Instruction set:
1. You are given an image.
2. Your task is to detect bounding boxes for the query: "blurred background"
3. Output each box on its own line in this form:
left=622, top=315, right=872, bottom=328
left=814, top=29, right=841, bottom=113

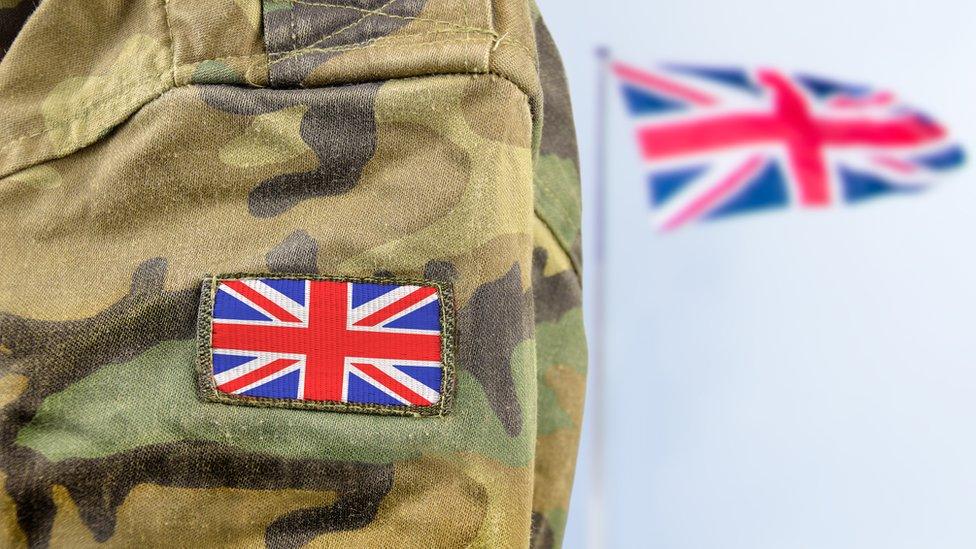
left=539, top=1, right=976, bottom=547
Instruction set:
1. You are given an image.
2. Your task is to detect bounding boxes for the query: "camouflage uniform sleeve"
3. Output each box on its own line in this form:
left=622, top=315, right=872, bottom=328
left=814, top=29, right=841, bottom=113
left=0, top=1, right=584, bottom=547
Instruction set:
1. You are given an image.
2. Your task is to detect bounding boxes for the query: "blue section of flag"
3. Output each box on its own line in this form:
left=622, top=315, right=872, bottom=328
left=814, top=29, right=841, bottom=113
left=240, top=369, right=301, bottom=399
left=214, top=288, right=271, bottom=322
left=351, top=283, right=401, bottom=308
left=840, top=167, right=918, bottom=202
left=795, top=74, right=870, bottom=98
left=620, top=84, right=685, bottom=115
left=262, top=279, right=306, bottom=305
left=667, top=64, right=760, bottom=94
left=904, top=109, right=938, bottom=127
left=393, top=365, right=442, bottom=392
left=707, top=161, right=789, bottom=219
left=914, top=146, right=966, bottom=171
left=347, top=373, right=402, bottom=406
left=649, top=166, right=706, bottom=206
left=384, top=300, right=440, bottom=331
left=212, top=353, right=254, bottom=375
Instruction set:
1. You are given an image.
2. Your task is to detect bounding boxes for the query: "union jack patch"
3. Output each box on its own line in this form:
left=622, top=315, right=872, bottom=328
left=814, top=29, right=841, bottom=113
left=195, top=274, right=455, bottom=416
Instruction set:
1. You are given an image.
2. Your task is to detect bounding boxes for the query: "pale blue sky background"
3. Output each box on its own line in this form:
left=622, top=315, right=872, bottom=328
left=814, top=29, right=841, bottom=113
left=537, top=1, right=976, bottom=548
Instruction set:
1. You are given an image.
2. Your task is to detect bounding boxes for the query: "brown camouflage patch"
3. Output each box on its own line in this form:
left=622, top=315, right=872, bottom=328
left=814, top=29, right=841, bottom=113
left=457, top=261, right=534, bottom=437
left=0, top=0, right=36, bottom=60
left=199, top=84, right=382, bottom=218
left=38, top=441, right=393, bottom=547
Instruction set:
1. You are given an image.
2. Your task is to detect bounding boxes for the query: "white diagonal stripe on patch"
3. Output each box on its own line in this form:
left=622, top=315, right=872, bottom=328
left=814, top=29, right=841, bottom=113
left=347, top=285, right=418, bottom=324
left=375, top=291, right=438, bottom=329
left=212, top=355, right=269, bottom=386
left=241, top=279, right=307, bottom=322
left=212, top=351, right=304, bottom=386
left=371, top=361, right=440, bottom=404
left=216, top=284, right=273, bottom=321
left=231, top=363, right=304, bottom=396
left=345, top=364, right=411, bottom=405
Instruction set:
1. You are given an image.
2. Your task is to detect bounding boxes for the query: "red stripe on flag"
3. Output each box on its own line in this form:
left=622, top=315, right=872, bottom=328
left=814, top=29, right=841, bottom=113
left=829, top=91, right=895, bottom=109
left=612, top=62, right=717, bottom=106
left=350, top=362, right=431, bottom=406
left=353, top=287, right=437, bottom=327
left=873, top=155, right=918, bottom=174
left=216, top=358, right=298, bottom=394
left=211, top=323, right=442, bottom=362
left=223, top=280, right=302, bottom=323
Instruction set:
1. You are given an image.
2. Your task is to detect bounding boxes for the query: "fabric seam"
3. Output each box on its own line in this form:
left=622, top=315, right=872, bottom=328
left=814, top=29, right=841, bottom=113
left=268, top=29, right=496, bottom=65
left=0, top=75, right=170, bottom=155
left=0, top=36, right=525, bottom=158
left=291, top=0, right=409, bottom=53
left=0, top=70, right=530, bottom=173
left=0, top=25, right=534, bottom=158
left=534, top=159, right=583, bottom=273
left=535, top=212, right=582, bottom=283
left=288, top=0, right=491, bottom=36
left=0, top=70, right=577, bottom=279
left=280, top=0, right=501, bottom=46
left=162, top=0, right=177, bottom=85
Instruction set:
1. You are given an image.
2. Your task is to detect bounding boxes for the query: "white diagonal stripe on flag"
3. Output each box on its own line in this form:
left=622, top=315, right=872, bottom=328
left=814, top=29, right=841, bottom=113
left=230, top=362, right=304, bottom=395
left=347, top=285, right=418, bottom=324
left=212, top=352, right=304, bottom=386
left=370, top=361, right=440, bottom=404
left=241, top=279, right=307, bottom=322
left=345, top=364, right=412, bottom=405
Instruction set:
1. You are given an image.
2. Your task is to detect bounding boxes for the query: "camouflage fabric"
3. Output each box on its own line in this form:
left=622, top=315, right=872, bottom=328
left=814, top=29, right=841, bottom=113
left=0, top=0, right=584, bottom=547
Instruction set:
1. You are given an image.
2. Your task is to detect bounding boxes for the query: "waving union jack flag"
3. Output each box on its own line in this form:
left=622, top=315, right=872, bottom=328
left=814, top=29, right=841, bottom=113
left=613, top=61, right=965, bottom=231
left=205, top=276, right=447, bottom=411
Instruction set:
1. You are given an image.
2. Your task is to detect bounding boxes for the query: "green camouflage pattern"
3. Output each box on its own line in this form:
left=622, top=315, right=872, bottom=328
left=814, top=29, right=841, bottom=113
left=0, top=0, right=584, bottom=547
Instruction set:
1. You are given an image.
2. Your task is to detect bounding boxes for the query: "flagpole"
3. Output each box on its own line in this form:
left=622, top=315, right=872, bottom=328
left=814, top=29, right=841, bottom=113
left=589, top=45, right=611, bottom=549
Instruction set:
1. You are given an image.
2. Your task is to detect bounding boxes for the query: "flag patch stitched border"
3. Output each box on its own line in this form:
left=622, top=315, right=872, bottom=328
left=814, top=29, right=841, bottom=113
left=195, top=273, right=456, bottom=417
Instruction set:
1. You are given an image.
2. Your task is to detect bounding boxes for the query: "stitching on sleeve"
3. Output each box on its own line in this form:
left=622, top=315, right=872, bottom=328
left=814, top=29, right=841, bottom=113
left=495, top=35, right=534, bottom=59
left=285, top=0, right=493, bottom=36
left=161, top=0, right=177, bottom=80
left=268, top=29, right=495, bottom=66
left=1, top=0, right=539, bottom=163
left=289, top=2, right=297, bottom=50
left=275, top=35, right=494, bottom=63
left=268, top=0, right=535, bottom=64
left=297, top=0, right=407, bottom=52
left=0, top=75, right=170, bottom=155
left=534, top=212, right=582, bottom=281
